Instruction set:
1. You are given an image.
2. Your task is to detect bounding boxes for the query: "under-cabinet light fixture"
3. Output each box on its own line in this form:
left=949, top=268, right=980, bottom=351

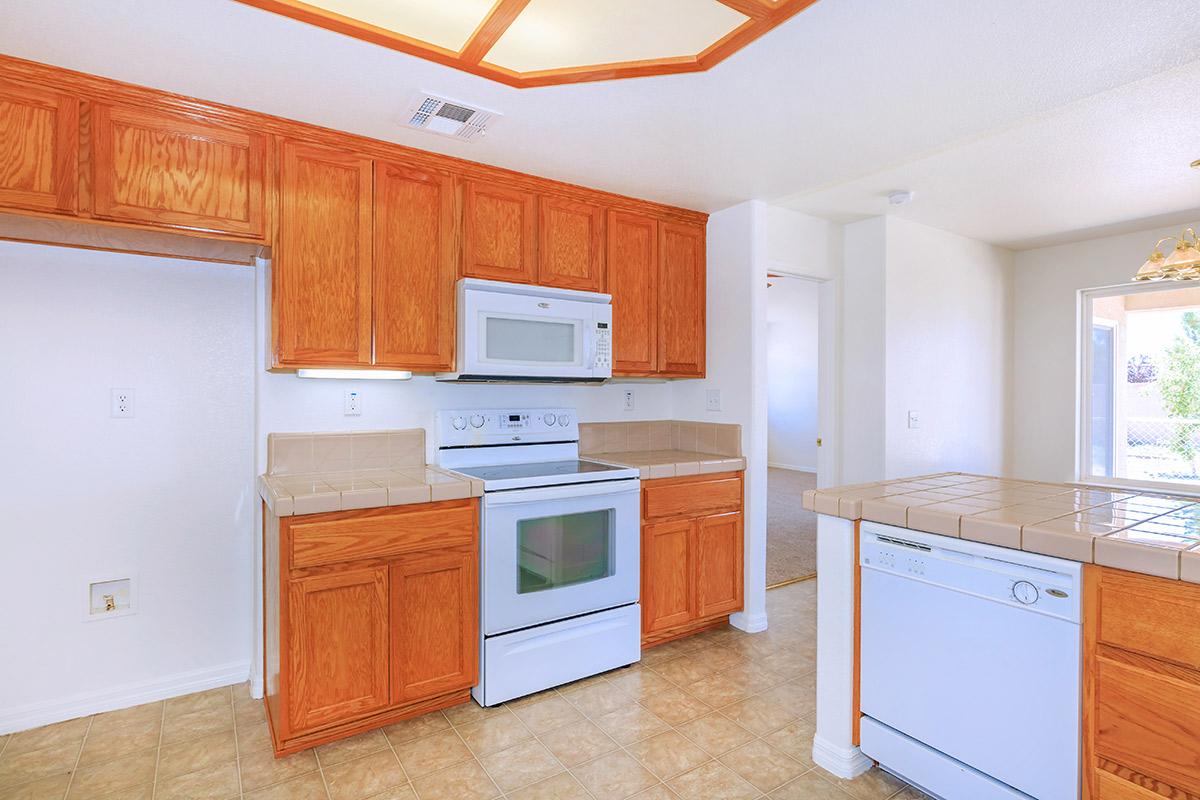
left=296, top=369, right=413, bottom=380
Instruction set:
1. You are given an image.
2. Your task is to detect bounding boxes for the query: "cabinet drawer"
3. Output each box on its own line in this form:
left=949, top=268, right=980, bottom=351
left=642, top=475, right=741, bottom=521
left=288, top=501, right=477, bottom=569
left=1097, top=569, right=1200, bottom=670
left=1096, top=768, right=1185, bottom=800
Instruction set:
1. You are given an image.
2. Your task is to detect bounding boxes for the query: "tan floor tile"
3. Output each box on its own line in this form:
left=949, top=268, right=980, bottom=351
left=477, top=739, right=562, bottom=792
left=89, top=783, right=154, bottom=800
left=625, top=731, right=711, bottom=780
left=505, top=771, right=591, bottom=800
left=762, top=718, right=816, bottom=766
left=323, top=750, right=407, bottom=800
left=444, top=700, right=509, bottom=728
left=0, top=772, right=72, bottom=799
left=822, top=767, right=908, bottom=800
left=0, top=742, right=80, bottom=789
left=316, top=730, right=389, bottom=767
left=65, top=747, right=155, bottom=797
left=456, top=710, right=532, bottom=757
left=667, top=761, right=758, bottom=800
left=570, top=750, right=657, bottom=800
left=4, top=719, right=89, bottom=758
left=164, top=687, right=232, bottom=719
left=242, top=770, right=329, bottom=800
left=510, top=696, right=585, bottom=735
left=721, top=694, right=800, bottom=736
left=675, top=713, right=755, bottom=756
left=392, top=729, right=471, bottom=779
left=682, top=673, right=755, bottom=709
left=755, top=648, right=816, bottom=681
left=719, top=740, right=805, bottom=793
left=236, top=722, right=275, bottom=755
left=381, top=711, right=449, bottom=746
left=410, top=758, right=499, bottom=800
left=234, top=699, right=268, bottom=729
left=538, top=720, right=618, bottom=767
left=650, top=655, right=719, bottom=687
left=629, top=785, right=680, bottom=800
left=605, top=668, right=674, bottom=702
left=696, top=647, right=748, bottom=672
left=160, top=705, right=233, bottom=746
left=591, top=705, right=669, bottom=745
left=636, top=688, right=711, bottom=727
left=505, top=688, right=563, bottom=710
left=154, top=761, right=240, bottom=800
left=360, top=786, right=416, bottom=800
left=769, top=770, right=852, bottom=800
left=238, top=745, right=319, bottom=792
left=562, top=682, right=635, bottom=719
left=77, top=714, right=160, bottom=766
left=157, top=729, right=237, bottom=779
left=754, top=684, right=815, bottom=721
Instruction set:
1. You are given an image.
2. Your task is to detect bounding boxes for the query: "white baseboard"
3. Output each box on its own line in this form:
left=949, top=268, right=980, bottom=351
left=0, top=660, right=251, bottom=735
left=768, top=461, right=817, bottom=473
left=729, top=610, right=769, bottom=633
left=812, top=734, right=874, bottom=779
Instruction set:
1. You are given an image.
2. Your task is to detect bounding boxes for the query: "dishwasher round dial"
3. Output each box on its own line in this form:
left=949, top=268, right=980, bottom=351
left=1012, top=580, right=1039, bottom=605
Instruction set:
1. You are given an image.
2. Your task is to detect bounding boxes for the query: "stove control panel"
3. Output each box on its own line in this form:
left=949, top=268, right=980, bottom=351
left=438, top=408, right=578, bottom=447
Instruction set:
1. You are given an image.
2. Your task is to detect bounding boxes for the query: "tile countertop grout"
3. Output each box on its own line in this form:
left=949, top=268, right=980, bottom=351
left=802, top=472, right=1200, bottom=583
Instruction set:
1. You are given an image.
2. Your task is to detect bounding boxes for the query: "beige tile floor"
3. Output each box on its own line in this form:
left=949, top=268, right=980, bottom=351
left=0, top=581, right=926, bottom=800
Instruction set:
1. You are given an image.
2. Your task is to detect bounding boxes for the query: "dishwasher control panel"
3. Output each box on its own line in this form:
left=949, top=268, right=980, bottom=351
left=859, top=522, right=1082, bottom=623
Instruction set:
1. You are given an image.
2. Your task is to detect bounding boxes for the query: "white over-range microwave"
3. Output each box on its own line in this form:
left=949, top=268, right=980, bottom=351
left=437, top=279, right=613, bottom=383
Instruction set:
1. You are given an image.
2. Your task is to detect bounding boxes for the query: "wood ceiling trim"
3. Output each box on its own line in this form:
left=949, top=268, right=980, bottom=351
left=234, top=0, right=820, bottom=88
left=459, top=0, right=531, bottom=65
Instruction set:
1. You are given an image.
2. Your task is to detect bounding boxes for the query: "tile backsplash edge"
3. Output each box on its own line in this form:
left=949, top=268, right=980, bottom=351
left=267, top=429, right=426, bottom=475
left=578, top=420, right=742, bottom=457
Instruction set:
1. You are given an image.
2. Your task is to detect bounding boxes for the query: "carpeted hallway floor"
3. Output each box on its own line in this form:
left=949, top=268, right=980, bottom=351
left=767, top=467, right=818, bottom=587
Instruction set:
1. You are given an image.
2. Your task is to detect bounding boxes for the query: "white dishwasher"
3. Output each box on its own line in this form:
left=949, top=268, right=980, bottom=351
left=859, top=522, right=1082, bottom=800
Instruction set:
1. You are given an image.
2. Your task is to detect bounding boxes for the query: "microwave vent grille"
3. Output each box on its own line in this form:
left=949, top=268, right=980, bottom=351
left=403, top=93, right=500, bottom=141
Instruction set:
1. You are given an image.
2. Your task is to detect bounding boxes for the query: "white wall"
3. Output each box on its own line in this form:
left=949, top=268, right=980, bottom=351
left=767, top=278, right=819, bottom=471
left=0, top=242, right=256, bottom=732
left=1010, top=220, right=1200, bottom=481
left=840, top=218, right=888, bottom=483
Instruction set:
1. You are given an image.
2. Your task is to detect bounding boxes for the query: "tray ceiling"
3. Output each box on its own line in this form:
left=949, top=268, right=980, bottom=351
left=235, top=0, right=819, bottom=87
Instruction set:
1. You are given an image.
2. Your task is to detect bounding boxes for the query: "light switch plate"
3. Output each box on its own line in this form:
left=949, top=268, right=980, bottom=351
left=907, top=410, right=921, bottom=429
left=706, top=389, right=722, bottom=412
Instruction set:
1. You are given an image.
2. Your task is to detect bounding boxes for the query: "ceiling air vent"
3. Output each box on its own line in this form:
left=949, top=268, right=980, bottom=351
left=403, top=93, right=500, bottom=142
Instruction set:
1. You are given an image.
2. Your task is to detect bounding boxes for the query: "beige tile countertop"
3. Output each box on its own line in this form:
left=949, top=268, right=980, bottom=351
left=258, top=429, right=482, bottom=517
left=802, top=472, right=1200, bottom=582
left=579, top=420, right=746, bottom=479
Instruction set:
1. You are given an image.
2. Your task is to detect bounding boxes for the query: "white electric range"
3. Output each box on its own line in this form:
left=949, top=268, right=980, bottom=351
left=436, top=408, right=642, bottom=706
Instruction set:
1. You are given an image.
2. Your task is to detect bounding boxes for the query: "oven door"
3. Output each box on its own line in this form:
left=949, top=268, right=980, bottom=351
left=481, top=479, right=639, bottom=636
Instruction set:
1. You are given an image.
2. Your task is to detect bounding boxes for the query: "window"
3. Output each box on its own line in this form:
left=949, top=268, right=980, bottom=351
left=1080, top=283, right=1200, bottom=491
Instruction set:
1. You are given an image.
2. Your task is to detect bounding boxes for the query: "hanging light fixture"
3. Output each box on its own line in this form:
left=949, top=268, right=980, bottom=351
left=1133, top=228, right=1200, bottom=282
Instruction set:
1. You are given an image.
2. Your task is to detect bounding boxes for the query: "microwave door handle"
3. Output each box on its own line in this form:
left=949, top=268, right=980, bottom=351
left=583, top=322, right=594, bottom=369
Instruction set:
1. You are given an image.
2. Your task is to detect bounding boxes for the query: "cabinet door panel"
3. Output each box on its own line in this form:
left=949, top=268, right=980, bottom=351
left=0, top=81, right=77, bottom=213
left=275, top=140, right=373, bottom=366
left=608, top=211, right=657, bottom=374
left=539, top=196, right=603, bottom=291
left=694, top=512, right=743, bottom=619
left=91, top=104, right=266, bottom=237
left=374, top=161, right=456, bottom=369
left=642, top=519, right=693, bottom=635
left=287, top=566, right=389, bottom=732
left=658, top=221, right=706, bottom=377
left=461, top=179, right=535, bottom=283
left=391, top=548, right=478, bottom=703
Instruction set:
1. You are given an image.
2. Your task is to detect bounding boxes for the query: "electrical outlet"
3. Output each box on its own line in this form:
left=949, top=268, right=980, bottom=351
left=623, top=390, right=635, bottom=412
left=344, top=390, right=362, bottom=416
left=110, top=388, right=135, bottom=418
left=706, top=389, right=722, bottom=412
left=908, top=410, right=921, bottom=429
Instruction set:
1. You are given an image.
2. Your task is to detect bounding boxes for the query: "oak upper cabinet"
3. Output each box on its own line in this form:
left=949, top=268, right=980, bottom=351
left=608, top=211, right=658, bottom=375
left=274, top=140, right=373, bottom=367
left=287, top=566, right=389, bottom=733
left=642, top=519, right=693, bottom=636
left=390, top=548, right=477, bottom=704
left=461, top=179, right=536, bottom=283
left=90, top=104, right=267, bottom=238
left=538, top=196, right=604, bottom=291
left=374, top=161, right=456, bottom=370
left=0, top=80, right=78, bottom=214
left=658, top=221, right=706, bottom=377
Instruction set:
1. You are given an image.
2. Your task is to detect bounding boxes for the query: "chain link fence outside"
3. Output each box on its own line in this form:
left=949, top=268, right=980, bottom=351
left=1125, top=415, right=1200, bottom=482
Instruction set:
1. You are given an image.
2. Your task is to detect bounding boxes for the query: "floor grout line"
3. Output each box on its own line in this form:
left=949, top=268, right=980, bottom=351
left=150, top=700, right=167, bottom=799
left=59, top=714, right=93, bottom=800
left=230, top=689, right=244, bottom=800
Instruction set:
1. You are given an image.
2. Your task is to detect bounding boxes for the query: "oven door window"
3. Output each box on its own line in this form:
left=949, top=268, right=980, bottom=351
left=518, top=509, right=613, bottom=594
left=483, top=315, right=578, bottom=365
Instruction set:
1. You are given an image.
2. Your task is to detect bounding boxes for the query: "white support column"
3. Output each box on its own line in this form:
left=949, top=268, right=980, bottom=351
left=813, top=514, right=872, bottom=778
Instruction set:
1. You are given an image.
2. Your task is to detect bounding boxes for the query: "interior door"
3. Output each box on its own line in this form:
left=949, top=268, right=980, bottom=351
left=461, top=179, right=536, bottom=283
left=287, top=566, right=389, bottom=732
left=0, top=80, right=78, bottom=214
left=694, top=512, right=743, bottom=619
left=642, top=518, right=693, bottom=635
left=538, top=196, right=604, bottom=291
left=658, top=221, right=706, bottom=377
left=608, top=211, right=658, bottom=375
left=374, top=160, right=456, bottom=370
left=390, top=547, right=478, bottom=704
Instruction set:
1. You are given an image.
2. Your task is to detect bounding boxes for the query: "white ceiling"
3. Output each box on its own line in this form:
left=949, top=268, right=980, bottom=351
left=3, top=0, right=1199, bottom=249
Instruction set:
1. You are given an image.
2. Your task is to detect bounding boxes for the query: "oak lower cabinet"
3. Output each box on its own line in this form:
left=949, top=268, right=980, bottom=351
left=640, top=472, right=744, bottom=646
left=264, top=499, right=479, bottom=756
left=1084, top=565, right=1200, bottom=800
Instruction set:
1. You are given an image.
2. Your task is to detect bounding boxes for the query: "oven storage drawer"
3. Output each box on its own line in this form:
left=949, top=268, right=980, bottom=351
left=642, top=475, right=741, bottom=520
left=289, top=500, right=476, bottom=568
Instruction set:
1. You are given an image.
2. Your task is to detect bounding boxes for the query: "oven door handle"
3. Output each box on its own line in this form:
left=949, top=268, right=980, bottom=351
left=485, top=479, right=640, bottom=506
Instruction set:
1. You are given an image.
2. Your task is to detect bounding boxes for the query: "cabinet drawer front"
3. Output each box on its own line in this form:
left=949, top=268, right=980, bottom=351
left=1097, top=569, right=1200, bottom=670
left=289, top=502, right=477, bottom=569
left=1096, top=766, right=1194, bottom=800
left=643, top=475, right=741, bottom=521
left=1096, top=654, right=1200, bottom=796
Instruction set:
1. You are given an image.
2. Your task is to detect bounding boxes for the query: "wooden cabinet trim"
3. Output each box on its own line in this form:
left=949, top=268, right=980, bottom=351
left=287, top=501, right=477, bottom=569
left=461, top=178, right=537, bottom=283
left=0, top=79, right=78, bottom=214
left=538, top=195, right=604, bottom=292
left=642, top=472, right=743, bottom=521
left=657, top=220, right=706, bottom=377
left=608, top=210, right=658, bottom=374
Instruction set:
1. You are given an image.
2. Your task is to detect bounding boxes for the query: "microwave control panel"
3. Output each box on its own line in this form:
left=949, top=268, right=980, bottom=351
left=593, top=322, right=611, bottom=369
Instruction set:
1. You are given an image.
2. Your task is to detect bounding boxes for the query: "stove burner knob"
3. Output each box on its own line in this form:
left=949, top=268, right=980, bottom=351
left=470, top=414, right=486, bottom=429
left=451, top=416, right=467, bottom=431
left=1013, top=580, right=1039, bottom=605
left=543, top=413, right=556, bottom=426
left=557, top=414, right=570, bottom=426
